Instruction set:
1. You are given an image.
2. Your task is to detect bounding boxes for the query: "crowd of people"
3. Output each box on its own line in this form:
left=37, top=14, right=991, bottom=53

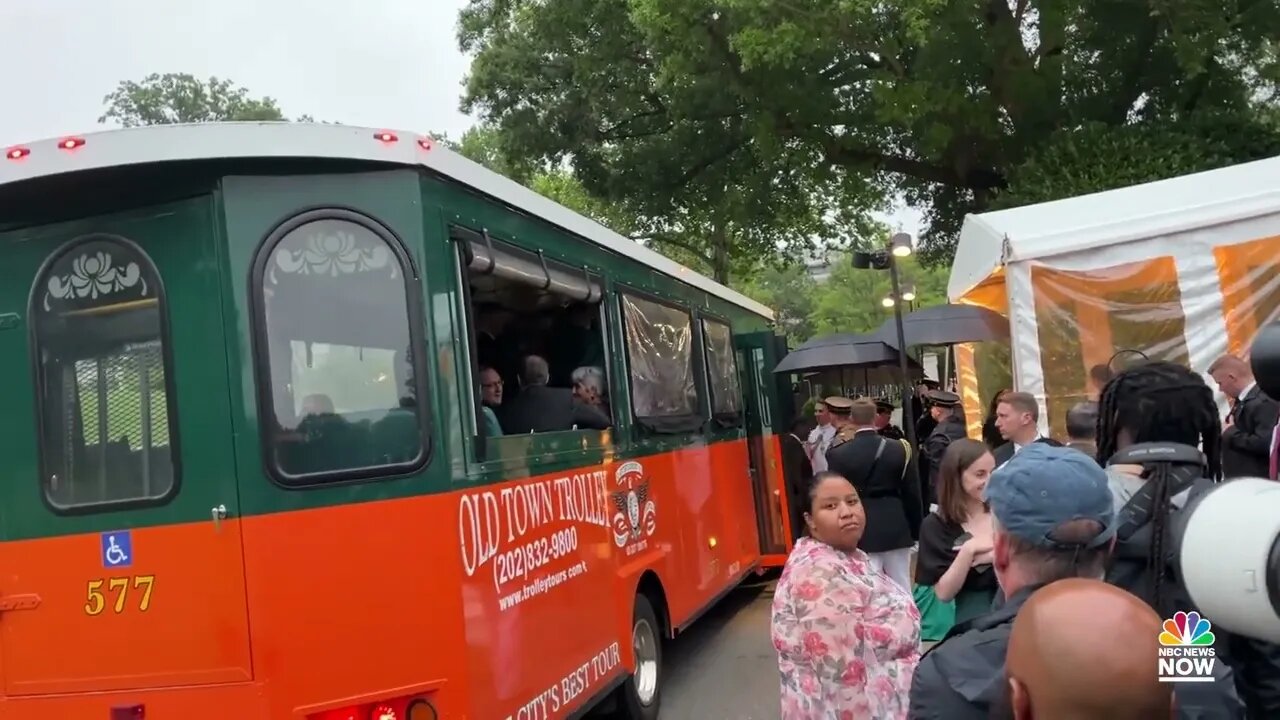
left=771, top=356, right=1280, bottom=719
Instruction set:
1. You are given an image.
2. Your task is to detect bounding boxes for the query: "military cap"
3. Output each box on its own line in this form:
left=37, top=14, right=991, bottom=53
left=874, top=398, right=895, bottom=413
left=925, top=389, right=961, bottom=407
left=824, top=396, right=855, bottom=414
left=920, top=378, right=941, bottom=390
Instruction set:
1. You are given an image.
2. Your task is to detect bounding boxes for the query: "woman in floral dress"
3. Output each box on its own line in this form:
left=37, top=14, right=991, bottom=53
left=771, top=471, right=921, bottom=719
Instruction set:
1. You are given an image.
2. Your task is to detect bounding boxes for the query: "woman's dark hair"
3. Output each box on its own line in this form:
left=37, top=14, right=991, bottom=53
left=937, top=438, right=991, bottom=525
left=804, top=471, right=850, bottom=514
left=1095, top=361, right=1221, bottom=612
left=986, top=388, right=1011, bottom=417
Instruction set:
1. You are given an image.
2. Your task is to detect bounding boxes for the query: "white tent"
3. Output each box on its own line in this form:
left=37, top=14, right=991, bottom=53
left=947, top=156, right=1280, bottom=436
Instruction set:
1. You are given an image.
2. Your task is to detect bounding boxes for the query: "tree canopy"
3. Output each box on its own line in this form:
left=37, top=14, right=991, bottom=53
left=458, top=1, right=890, bottom=282
left=100, top=73, right=303, bottom=127
left=459, top=0, right=1280, bottom=267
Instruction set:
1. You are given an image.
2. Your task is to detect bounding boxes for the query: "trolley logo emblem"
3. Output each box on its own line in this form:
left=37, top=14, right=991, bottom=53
left=610, top=461, right=656, bottom=549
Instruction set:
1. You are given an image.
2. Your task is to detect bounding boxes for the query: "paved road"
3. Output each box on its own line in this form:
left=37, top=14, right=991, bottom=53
left=643, top=574, right=937, bottom=719
left=657, top=576, right=780, bottom=719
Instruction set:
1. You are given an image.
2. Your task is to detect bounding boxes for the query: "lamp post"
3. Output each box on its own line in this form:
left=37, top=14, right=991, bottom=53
left=853, top=232, right=917, bottom=449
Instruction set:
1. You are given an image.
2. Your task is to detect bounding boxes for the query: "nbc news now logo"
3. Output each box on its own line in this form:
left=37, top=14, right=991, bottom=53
left=1158, top=611, right=1217, bottom=683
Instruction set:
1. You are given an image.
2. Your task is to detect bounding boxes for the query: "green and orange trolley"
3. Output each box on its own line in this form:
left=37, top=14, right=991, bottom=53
left=0, top=123, right=795, bottom=719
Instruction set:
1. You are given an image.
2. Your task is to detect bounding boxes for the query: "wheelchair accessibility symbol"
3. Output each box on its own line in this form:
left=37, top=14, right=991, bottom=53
left=100, top=531, right=132, bottom=569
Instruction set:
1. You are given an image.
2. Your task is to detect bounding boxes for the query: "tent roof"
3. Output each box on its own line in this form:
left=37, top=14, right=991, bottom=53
left=948, top=155, right=1280, bottom=301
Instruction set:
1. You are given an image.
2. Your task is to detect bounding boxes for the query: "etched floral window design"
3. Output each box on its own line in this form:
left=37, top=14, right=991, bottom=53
left=42, top=248, right=149, bottom=311
left=33, top=236, right=177, bottom=509
left=258, top=214, right=425, bottom=482
left=267, top=224, right=396, bottom=282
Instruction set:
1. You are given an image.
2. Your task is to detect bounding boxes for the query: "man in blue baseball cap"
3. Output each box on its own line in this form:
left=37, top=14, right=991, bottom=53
left=908, top=444, right=1244, bottom=719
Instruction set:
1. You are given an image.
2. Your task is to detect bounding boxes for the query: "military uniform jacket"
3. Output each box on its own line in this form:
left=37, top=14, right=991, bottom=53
left=924, top=416, right=969, bottom=490
left=878, top=425, right=905, bottom=441
left=825, top=428, right=923, bottom=553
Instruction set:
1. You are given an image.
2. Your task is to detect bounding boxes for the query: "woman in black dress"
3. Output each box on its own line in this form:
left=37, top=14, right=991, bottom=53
left=913, top=438, right=1000, bottom=639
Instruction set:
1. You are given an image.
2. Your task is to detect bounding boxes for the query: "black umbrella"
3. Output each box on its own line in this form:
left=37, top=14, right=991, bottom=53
left=773, top=332, right=923, bottom=376
left=875, top=303, right=1009, bottom=349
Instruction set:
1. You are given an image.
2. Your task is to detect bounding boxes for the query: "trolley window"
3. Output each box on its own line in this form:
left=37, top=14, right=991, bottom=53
left=32, top=236, right=179, bottom=510
left=252, top=210, right=429, bottom=484
left=701, top=318, right=743, bottom=418
left=621, top=292, right=701, bottom=431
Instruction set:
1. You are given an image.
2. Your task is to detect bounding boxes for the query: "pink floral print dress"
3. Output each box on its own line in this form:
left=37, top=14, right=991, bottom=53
left=771, top=536, right=922, bottom=719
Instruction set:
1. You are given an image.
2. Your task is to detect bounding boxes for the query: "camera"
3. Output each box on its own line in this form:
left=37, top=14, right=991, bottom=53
left=1109, top=441, right=1280, bottom=644
left=1171, top=319, right=1280, bottom=645
left=1178, top=477, right=1280, bottom=644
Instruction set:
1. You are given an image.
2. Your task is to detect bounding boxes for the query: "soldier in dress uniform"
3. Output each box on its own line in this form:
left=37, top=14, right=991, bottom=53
left=874, top=398, right=906, bottom=441
left=824, top=396, right=857, bottom=449
left=823, top=398, right=922, bottom=590
left=922, top=389, right=968, bottom=506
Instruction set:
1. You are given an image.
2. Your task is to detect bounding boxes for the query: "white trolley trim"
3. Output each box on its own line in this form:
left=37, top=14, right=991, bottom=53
left=1, top=122, right=774, bottom=320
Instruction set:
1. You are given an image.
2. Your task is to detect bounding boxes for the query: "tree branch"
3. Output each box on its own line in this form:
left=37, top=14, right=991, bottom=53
left=1108, top=15, right=1161, bottom=123
left=674, top=135, right=748, bottom=188
left=631, top=232, right=714, bottom=266
left=697, top=13, right=991, bottom=191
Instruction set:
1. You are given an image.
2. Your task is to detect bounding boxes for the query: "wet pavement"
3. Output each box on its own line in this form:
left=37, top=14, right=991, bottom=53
left=641, top=574, right=936, bottom=719
left=658, top=575, right=780, bottom=719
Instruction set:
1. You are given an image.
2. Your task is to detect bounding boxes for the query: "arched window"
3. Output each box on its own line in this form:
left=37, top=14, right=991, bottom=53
left=253, top=210, right=428, bottom=484
left=32, top=235, right=178, bottom=510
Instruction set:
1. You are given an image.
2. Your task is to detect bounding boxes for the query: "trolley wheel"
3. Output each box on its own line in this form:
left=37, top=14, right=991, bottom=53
left=614, top=594, right=663, bottom=720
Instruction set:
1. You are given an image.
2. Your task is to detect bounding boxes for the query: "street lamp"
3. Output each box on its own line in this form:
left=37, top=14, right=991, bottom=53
left=852, top=234, right=917, bottom=449
left=890, top=232, right=913, bottom=258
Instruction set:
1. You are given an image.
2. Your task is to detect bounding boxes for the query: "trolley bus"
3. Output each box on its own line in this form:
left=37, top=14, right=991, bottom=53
left=0, top=123, right=795, bottom=719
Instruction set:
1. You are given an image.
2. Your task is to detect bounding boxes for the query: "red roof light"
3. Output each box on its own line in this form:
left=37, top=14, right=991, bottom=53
left=417, top=138, right=433, bottom=151
left=59, top=137, right=86, bottom=151
left=374, top=131, right=398, bottom=143
left=6, top=147, right=29, bottom=160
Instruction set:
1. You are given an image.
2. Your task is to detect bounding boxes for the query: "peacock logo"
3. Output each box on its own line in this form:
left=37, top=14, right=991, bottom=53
left=1159, top=611, right=1215, bottom=647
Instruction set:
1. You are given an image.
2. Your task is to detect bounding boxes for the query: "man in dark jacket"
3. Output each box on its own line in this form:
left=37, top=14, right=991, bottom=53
left=1209, top=354, right=1279, bottom=479
left=826, top=398, right=922, bottom=591
left=1064, top=401, right=1098, bottom=459
left=874, top=397, right=906, bottom=440
left=499, top=355, right=611, bottom=434
left=909, top=444, right=1244, bottom=720
left=782, top=417, right=813, bottom=542
left=1099, top=360, right=1280, bottom=717
left=922, top=389, right=967, bottom=506
left=991, top=391, right=1063, bottom=468
left=1005, top=579, right=1175, bottom=718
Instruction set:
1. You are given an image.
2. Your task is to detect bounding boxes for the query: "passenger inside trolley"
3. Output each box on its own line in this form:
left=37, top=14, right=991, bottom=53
left=461, top=232, right=612, bottom=438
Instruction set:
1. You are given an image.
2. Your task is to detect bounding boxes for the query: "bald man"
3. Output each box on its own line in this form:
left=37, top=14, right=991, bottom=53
left=1004, top=579, right=1173, bottom=719
left=1209, top=353, right=1279, bottom=478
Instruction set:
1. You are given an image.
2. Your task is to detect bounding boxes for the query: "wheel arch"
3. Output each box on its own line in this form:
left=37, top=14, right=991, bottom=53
left=633, top=570, right=671, bottom=639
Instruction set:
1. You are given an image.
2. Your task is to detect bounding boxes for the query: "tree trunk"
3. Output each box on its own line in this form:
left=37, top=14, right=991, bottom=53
left=710, top=219, right=731, bottom=285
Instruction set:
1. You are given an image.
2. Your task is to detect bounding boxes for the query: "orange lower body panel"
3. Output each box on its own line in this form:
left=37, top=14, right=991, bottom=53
left=0, top=439, right=782, bottom=719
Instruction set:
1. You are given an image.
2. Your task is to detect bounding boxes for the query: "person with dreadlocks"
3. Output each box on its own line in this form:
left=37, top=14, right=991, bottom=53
left=1097, top=360, right=1280, bottom=718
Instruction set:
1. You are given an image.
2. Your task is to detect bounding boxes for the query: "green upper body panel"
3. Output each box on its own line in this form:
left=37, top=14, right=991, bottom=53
left=0, top=159, right=777, bottom=541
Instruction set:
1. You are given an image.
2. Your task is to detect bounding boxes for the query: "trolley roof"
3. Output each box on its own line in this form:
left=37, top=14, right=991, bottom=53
left=0, top=122, right=774, bottom=320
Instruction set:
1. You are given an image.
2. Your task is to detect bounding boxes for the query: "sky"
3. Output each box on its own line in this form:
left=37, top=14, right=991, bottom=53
left=1, top=0, right=919, bottom=236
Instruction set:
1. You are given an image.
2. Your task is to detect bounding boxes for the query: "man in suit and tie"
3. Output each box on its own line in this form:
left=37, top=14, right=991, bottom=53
left=992, top=391, right=1062, bottom=468
left=825, top=398, right=922, bottom=591
left=499, top=355, right=611, bottom=434
left=1209, top=353, right=1280, bottom=479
